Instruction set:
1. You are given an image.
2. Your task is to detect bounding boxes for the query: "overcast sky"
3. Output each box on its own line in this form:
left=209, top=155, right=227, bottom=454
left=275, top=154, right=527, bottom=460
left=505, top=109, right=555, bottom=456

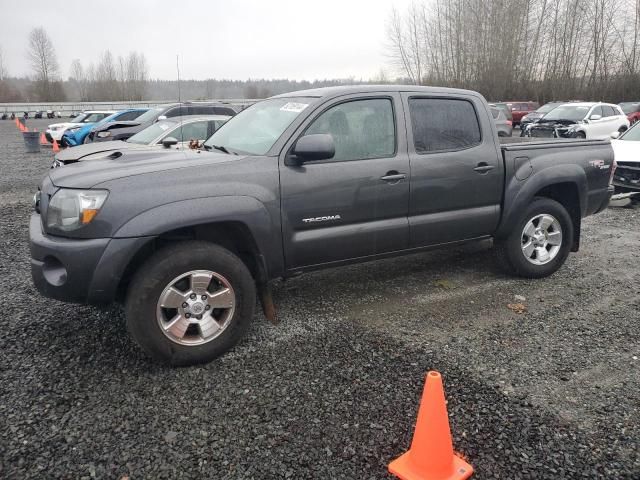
left=0, top=0, right=412, bottom=81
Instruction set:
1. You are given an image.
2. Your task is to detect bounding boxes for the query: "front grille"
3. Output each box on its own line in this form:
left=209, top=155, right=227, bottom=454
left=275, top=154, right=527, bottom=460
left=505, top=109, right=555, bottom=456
left=530, top=128, right=555, bottom=138
left=614, top=163, right=640, bottom=187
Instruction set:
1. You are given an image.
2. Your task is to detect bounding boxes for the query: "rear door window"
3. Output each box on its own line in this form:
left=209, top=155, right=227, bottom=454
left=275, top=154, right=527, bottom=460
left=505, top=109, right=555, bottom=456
left=409, top=98, right=481, bottom=153
left=590, top=106, right=604, bottom=118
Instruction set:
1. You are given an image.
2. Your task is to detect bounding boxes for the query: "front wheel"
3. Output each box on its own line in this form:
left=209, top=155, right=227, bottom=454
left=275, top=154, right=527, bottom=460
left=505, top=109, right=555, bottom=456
left=125, top=241, right=256, bottom=366
left=495, top=197, right=574, bottom=278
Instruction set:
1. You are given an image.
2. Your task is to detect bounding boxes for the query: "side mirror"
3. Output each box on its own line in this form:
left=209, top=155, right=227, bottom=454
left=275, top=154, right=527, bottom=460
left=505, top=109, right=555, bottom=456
left=610, top=131, right=620, bottom=139
left=286, top=134, right=335, bottom=165
left=590, top=114, right=602, bottom=121
left=162, top=137, right=179, bottom=148
left=157, top=115, right=167, bottom=121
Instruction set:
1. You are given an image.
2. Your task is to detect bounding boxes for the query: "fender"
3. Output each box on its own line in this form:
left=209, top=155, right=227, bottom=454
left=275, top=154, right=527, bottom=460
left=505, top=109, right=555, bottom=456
left=113, top=195, right=285, bottom=279
left=496, top=163, right=587, bottom=239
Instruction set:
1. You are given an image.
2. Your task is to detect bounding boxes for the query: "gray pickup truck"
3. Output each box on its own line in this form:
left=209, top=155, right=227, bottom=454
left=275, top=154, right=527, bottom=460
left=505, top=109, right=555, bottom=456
left=30, top=86, right=615, bottom=365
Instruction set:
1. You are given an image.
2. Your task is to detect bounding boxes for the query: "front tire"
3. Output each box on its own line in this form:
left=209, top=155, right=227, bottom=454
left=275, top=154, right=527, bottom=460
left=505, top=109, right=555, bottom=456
left=495, top=197, right=574, bottom=278
left=125, top=241, right=256, bottom=366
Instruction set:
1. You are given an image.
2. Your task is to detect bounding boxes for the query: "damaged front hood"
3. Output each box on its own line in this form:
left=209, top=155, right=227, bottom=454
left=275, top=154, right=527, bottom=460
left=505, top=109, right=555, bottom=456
left=533, top=119, right=578, bottom=129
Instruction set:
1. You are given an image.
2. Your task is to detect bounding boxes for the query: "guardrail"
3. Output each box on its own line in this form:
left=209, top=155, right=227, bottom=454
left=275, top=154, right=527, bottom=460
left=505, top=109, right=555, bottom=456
left=0, top=99, right=259, bottom=115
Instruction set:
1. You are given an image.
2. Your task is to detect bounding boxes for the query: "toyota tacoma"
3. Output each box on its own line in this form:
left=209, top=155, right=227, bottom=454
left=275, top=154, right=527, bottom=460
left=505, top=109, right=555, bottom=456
left=30, top=86, right=615, bottom=366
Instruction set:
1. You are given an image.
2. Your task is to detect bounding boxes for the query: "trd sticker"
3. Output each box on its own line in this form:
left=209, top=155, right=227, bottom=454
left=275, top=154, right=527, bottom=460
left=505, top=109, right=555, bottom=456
left=589, top=159, right=609, bottom=170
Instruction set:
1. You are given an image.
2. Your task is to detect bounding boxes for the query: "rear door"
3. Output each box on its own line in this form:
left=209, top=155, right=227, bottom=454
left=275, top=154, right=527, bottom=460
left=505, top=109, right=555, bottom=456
left=280, top=93, right=410, bottom=269
left=402, top=94, right=503, bottom=247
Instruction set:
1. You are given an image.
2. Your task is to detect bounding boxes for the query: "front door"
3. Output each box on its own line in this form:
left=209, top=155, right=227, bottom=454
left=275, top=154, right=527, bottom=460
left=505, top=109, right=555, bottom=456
left=280, top=94, right=410, bottom=269
left=402, top=94, right=504, bottom=247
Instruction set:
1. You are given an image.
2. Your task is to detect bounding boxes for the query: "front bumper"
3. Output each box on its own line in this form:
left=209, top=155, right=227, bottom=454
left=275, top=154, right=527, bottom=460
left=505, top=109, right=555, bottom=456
left=30, top=214, right=153, bottom=304
left=613, top=163, right=640, bottom=192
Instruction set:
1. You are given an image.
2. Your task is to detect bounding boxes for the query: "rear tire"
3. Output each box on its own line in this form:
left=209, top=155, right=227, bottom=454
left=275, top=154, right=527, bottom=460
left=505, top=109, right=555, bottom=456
left=125, top=241, right=256, bottom=366
left=495, top=197, right=573, bottom=278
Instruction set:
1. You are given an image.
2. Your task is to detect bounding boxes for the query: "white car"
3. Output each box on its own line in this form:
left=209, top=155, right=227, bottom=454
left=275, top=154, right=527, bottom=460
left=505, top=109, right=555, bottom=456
left=611, top=121, right=640, bottom=193
left=527, top=102, right=630, bottom=139
left=46, top=110, right=115, bottom=143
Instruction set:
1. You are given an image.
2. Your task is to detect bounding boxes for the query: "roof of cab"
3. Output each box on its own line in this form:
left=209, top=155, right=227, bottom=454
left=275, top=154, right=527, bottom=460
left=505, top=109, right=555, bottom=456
left=271, top=84, right=483, bottom=100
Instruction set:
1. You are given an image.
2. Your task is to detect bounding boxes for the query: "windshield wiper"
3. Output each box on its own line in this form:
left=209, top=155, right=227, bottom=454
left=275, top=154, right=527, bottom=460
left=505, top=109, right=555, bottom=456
left=210, top=144, right=231, bottom=154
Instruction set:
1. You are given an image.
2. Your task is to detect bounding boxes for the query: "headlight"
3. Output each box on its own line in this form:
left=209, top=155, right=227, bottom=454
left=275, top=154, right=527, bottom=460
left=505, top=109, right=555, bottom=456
left=46, top=189, right=108, bottom=231
left=97, top=131, right=111, bottom=138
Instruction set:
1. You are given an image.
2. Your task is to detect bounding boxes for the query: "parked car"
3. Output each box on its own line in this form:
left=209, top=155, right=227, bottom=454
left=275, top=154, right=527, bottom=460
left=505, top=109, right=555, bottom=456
left=61, top=109, right=149, bottom=147
left=87, top=102, right=239, bottom=143
left=527, top=102, right=630, bottom=139
left=505, top=101, right=539, bottom=126
left=46, top=111, right=116, bottom=143
left=34, top=111, right=45, bottom=119
left=490, top=106, right=512, bottom=137
left=30, top=85, right=614, bottom=366
left=488, top=102, right=513, bottom=122
left=619, top=102, right=640, bottom=125
left=52, top=115, right=230, bottom=167
left=46, top=110, right=61, bottom=119
left=611, top=121, right=640, bottom=193
left=1, top=112, right=8, bottom=120
left=519, top=102, right=564, bottom=134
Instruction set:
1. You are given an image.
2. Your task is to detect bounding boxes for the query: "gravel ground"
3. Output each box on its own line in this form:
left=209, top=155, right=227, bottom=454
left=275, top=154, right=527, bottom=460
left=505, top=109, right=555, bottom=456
left=1, top=119, right=639, bottom=479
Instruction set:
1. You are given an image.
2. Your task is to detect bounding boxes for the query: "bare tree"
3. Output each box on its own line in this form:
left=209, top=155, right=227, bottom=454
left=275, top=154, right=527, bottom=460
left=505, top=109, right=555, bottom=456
left=387, top=0, right=640, bottom=102
left=69, top=59, right=89, bottom=101
left=26, top=27, right=60, bottom=101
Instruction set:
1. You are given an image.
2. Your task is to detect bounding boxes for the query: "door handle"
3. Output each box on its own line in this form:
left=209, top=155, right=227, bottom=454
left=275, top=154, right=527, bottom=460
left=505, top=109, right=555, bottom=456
left=474, top=163, right=495, bottom=174
left=381, top=171, right=407, bottom=182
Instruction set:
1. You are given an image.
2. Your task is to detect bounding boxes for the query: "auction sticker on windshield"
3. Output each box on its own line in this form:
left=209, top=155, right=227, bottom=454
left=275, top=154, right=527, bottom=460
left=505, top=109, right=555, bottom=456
left=280, top=102, right=309, bottom=113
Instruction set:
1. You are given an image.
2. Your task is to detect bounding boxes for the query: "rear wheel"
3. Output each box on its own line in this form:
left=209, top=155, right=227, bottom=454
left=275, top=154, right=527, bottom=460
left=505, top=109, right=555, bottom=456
left=495, top=197, right=573, bottom=278
left=125, top=241, right=256, bottom=366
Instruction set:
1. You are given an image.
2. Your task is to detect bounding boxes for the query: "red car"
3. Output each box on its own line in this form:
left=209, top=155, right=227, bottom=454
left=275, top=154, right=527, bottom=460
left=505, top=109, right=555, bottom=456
left=505, top=101, right=540, bottom=126
left=620, top=102, right=640, bottom=125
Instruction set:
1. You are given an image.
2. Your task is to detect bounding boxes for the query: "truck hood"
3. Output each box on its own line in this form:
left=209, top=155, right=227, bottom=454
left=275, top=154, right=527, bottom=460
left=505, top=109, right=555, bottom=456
left=54, top=140, right=147, bottom=163
left=49, top=149, right=245, bottom=189
left=611, top=140, right=640, bottom=163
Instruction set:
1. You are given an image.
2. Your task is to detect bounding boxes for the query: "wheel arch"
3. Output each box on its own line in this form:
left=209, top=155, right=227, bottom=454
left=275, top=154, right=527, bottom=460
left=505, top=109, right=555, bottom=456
left=497, top=165, right=587, bottom=251
left=115, top=220, right=270, bottom=302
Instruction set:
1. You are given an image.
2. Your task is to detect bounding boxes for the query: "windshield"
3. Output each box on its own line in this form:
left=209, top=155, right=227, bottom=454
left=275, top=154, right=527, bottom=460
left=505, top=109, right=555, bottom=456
left=127, top=121, right=176, bottom=145
left=133, top=107, right=164, bottom=123
left=620, top=122, right=640, bottom=141
left=620, top=103, right=639, bottom=114
left=71, top=113, right=88, bottom=123
left=204, top=97, right=316, bottom=155
left=542, top=105, right=590, bottom=122
left=537, top=103, right=560, bottom=113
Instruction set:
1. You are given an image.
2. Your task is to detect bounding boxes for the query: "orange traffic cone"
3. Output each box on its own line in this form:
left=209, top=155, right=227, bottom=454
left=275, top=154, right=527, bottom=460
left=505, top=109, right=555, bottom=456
left=388, top=371, right=473, bottom=480
left=19, top=122, right=26, bottom=132
left=52, top=139, right=60, bottom=153
left=14, top=118, right=19, bottom=128
left=40, top=132, right=48, bottom=145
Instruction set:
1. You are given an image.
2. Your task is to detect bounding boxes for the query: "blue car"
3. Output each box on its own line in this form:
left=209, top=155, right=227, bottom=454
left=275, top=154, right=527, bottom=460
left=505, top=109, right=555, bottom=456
left=62, top=108, right=149, bottom=146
